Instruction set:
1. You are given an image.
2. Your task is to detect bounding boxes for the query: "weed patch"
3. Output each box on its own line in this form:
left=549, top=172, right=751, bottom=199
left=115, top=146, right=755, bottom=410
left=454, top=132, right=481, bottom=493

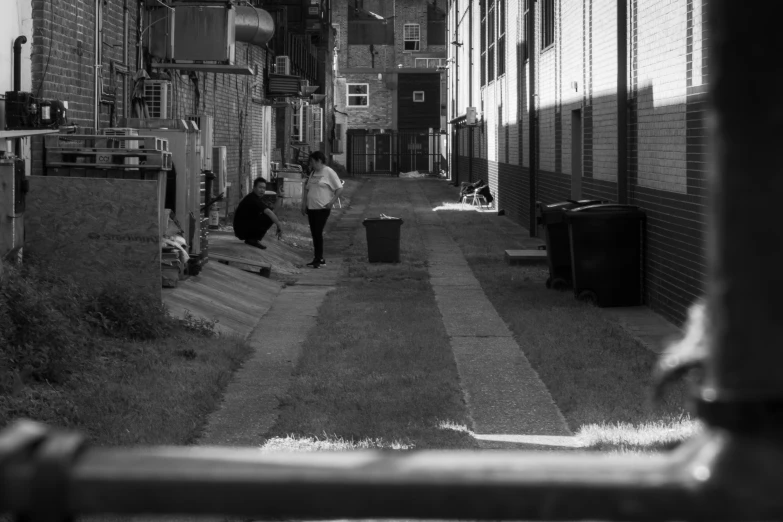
left=0, top=260, right=252, bottom=447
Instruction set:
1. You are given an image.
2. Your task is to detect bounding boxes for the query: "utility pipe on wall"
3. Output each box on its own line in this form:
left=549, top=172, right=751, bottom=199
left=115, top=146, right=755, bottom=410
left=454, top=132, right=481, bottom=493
left=93, top=0, right=102, bottom=131
left=13, top=36, right=27, bottom=156
left=468, top=0, right=473, bottom=183
left=527, top=0, right=537, bottom=235
left=617, top=0, right=628, bottom=203
left=123, top=0, right=129, bottom=119
left=13, top=36, right=27, bottom=92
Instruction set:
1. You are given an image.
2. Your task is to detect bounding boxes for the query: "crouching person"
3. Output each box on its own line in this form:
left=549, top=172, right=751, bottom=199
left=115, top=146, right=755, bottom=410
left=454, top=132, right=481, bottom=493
left=233, top=177, right=283, bottom=250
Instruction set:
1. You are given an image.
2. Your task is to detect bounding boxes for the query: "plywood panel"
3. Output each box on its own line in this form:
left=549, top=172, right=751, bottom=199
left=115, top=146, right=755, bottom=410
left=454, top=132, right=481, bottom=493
left=25, top=176, right=161, bottom=299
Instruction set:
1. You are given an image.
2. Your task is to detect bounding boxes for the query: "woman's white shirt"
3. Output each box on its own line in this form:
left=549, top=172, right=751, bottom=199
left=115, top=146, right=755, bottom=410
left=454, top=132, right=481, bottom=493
left=306, top=166, right=342, bottom=209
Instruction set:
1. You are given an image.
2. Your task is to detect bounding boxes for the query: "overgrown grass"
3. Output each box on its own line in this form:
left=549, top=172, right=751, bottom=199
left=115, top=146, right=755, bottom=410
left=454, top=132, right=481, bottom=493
left=420, top=180, right=694, bottom=453
left=266, top=179, right=477, bottom=450
left=0, top=259, right=251, bottom=446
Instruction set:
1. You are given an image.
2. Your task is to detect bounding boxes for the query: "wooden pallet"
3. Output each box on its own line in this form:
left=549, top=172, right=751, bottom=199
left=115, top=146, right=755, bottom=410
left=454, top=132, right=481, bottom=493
left=44, top=167, right=165, bottom=180
left=45, top=134, right=168, bottom=152
left=45, top=149, right=172, bottom=170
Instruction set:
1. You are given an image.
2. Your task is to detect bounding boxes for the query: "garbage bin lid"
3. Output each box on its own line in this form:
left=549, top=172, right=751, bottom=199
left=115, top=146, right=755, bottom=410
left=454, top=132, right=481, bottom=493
left=565, top=203, right=645, bottom=219
left=363, top=216, right=404, bottom=225
left=540, top=200, right=606, bottom=224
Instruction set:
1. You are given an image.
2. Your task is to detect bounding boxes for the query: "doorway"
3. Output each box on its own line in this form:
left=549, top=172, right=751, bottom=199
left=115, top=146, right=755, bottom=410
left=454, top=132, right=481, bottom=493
left=571, top=109, right=583, bottom=199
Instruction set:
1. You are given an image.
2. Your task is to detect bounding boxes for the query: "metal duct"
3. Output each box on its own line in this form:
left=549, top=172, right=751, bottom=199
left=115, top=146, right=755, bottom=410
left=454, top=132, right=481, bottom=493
left=235, top=6, right=275, bottom=47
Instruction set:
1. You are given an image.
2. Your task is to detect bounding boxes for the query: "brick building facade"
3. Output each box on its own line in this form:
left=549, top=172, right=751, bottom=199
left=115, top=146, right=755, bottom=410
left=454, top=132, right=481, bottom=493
left=20, top=0, right=333, bottom=213
left=448, top=0, right=708, bottom=326
left=332, top=0, right=447, bottom=172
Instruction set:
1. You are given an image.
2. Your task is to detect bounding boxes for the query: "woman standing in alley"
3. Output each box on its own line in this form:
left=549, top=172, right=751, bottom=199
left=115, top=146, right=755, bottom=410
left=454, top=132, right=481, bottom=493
left=301, top=151, right=343, bottom=269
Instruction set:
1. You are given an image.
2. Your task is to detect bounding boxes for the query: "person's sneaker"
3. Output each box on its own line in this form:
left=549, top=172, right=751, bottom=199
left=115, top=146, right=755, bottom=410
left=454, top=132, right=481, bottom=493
left=245, top=240, right=267, bottom=250
left=306, top=260, right=321, bottom=269
left=319, top=258, right=326, bottom=266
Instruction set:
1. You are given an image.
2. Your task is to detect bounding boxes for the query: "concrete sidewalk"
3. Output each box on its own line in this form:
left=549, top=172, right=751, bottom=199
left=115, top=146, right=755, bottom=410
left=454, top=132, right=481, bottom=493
left=402, top=181, right=576, bottom=450
left=195, top=179, right=365, bottom=447
left=421, top=180, right=683, bottom=355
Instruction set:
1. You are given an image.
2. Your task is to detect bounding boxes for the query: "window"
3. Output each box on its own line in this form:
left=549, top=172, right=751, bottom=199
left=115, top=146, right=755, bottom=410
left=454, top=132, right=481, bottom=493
left=347, top=84, right=369, bottom=107
left=333, top=24, right=340, bottom=50
left=291, top=104, right=303, bottom=141
left=415, top=58, right=447, bottom=68
left=523, top=0, right=530, bottom=62
left=312, top=107, right=323, bottom=143
left=488, top=0, right=496, bottom=82
left=413, top=91, right=425, bottom=102
left=480, top=0, right=487, bottom=85
left=482, top=0, right=500, bottom=84
left=542, top=0, right=554, bottom=49
left=404, top=24, right=420, bottom=51
left=497, top=0, right=505, bottom=76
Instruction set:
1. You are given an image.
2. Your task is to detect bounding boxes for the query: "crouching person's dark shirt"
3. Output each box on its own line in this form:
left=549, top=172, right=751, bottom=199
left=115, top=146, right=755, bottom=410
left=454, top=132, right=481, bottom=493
left=233, top=193, right=274, bottom=241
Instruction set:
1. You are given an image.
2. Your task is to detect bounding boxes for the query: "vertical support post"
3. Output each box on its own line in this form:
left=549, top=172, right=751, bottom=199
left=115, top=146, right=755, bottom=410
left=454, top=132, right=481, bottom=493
left=704, top=0, right=783, bottom=403
left=617, top=0, right=628, bottom=203
left=469, top=125, right=473, bottom=182
left=527, top=0, right=537, bottom=235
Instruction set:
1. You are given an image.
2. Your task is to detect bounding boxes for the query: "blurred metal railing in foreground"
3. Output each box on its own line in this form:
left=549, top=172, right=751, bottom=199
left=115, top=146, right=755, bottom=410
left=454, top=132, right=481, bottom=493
left=3, top=1, right=783, bottom=520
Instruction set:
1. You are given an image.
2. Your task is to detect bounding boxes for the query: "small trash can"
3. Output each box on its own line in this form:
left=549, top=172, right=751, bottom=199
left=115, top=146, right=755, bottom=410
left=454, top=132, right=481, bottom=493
left=538, top=199, right=603, bottom=289
left=363, top=216, right=404, bottom=263
left=564, top=204, right=646, bottom=307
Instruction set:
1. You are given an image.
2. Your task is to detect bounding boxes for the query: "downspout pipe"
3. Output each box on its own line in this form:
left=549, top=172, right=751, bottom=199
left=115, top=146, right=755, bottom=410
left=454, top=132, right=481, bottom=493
left=13, top=36, right=27, bottom=93
left=123, top=0, right=129, bottom=119
left=468, top=1, right=472, bottom=108
left=468, top=0, right=473, bottom=184
left=528, top=0, right=537, bottom=236
left=13, top=36, right=27, bottom=156
left=617, top=0, right=628, bottom=203
left=93, top=0, right=101, bottom=131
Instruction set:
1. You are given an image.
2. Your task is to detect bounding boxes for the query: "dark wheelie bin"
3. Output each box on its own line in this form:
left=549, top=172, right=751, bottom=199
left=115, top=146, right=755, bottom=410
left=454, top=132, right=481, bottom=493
left=537, top=199, right=603, bottom=290
left=564, top=204, right=646, bottom=307
left=363, top=216, right=404, bottom=263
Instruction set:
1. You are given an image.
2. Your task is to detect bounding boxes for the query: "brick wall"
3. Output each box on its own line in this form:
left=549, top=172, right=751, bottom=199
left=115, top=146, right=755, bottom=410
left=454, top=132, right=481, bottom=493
left=337, top=74, right=393, bottom=129
left=449, top=0, right=709, bottom=325
left=29, top=0, right=275, bottom=214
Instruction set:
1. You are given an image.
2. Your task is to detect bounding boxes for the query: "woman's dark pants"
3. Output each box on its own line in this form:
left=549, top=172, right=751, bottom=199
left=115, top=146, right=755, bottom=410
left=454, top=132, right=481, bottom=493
left=307, top=208, right=331, bottom=261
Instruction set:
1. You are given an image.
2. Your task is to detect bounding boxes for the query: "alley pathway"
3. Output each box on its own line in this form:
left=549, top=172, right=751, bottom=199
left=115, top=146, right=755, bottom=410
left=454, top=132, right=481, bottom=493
left=402, top=180, right=575, bottom=449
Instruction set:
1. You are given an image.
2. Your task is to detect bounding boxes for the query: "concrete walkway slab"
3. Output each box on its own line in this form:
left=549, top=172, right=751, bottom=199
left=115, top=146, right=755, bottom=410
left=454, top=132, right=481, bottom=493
left=402, top=180, right=574, bottom=450
left=451, top=336, right=570, bottom=436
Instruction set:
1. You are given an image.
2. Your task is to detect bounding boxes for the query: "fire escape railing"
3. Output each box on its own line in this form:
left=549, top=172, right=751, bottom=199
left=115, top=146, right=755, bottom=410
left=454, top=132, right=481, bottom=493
left=286, top=33, right=318, bottom=85
left=2, top=2, right=783, bottom=520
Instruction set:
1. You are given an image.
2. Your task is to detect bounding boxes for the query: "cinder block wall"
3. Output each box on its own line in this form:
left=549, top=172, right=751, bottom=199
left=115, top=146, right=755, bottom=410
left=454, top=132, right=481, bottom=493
left=450, top=0, right=708, bottom=325
left=30, top=0, right=272, bottom=213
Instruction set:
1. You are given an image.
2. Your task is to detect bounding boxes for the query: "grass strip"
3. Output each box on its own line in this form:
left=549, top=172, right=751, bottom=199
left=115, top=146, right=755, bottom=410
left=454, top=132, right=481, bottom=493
left=1, top=261, right=252, bottom=446
left=265, top=180, right=478, bottom=450
left=420, top=181, right=696, bottom=453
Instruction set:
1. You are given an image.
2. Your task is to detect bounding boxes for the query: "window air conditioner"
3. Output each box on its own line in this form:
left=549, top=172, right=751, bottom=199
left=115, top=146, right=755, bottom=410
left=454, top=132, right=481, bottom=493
left=276, top=55, right=291, bottom=75
left=143, top=80, right=172, bottom=119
